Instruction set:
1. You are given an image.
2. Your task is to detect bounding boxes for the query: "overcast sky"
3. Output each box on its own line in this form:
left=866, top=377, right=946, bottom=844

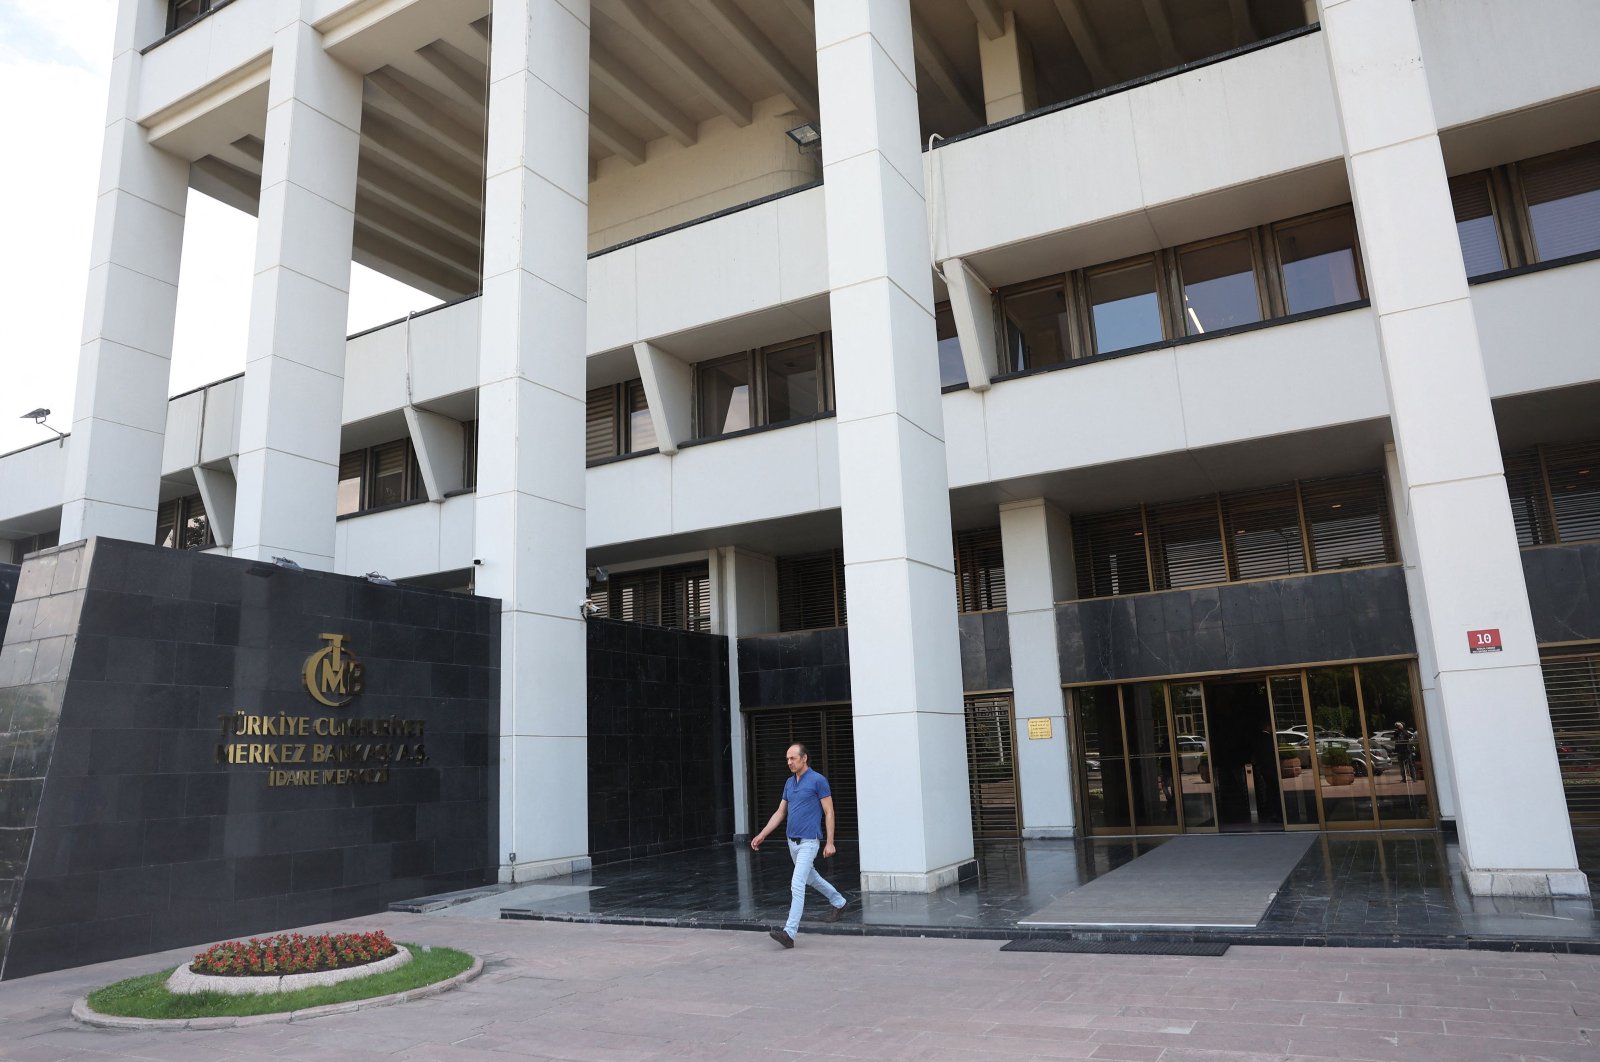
left=0, top=0, right=437, bottom=457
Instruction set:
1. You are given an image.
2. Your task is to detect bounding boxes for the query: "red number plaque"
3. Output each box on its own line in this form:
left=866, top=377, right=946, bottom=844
left=1467, top=628, right=1502, bottom=653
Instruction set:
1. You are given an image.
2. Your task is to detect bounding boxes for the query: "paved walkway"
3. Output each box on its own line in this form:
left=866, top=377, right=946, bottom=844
left=3, top=912, right=1600, bottom=1060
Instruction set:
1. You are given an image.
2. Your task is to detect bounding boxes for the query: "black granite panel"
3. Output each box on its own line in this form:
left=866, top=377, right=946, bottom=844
left=0, top=538, right=498, bottom=980
left=736, top=627, right=851, bottom=709
left=1057, top=566, right=1416, bottom=684
left=587, top=619, right=733, bottom=866
left=1525, top=542, right=1600, bottom=646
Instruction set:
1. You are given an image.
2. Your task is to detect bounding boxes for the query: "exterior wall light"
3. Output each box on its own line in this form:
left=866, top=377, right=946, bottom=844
left=785, top=123, right=821, bottom=155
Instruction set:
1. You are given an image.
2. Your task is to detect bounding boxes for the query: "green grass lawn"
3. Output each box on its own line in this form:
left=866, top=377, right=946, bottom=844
left=85, top=943, right=474, bottom=1020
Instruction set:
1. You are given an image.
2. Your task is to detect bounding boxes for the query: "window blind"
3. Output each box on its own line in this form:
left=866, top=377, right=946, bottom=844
left=1146, top=498, right=1227, bottom=590
left=1301, top=471, right=1395, bottom=571
left=776, top=549, right=846, bottom=631
left=954, top=526, right=1007, bottom=612
left=1073, top=508, right=1151, bottom=599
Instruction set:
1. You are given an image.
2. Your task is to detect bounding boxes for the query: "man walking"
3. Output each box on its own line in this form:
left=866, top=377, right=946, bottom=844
left=751, top=743, right=847, bottom=948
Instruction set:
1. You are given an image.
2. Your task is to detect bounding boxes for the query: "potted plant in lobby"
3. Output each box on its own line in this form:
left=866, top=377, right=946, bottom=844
left=1197, top=752, right=1210, bottom=783
left=1278, top=745, right=1303, bottom=778
left=1321, top=744, right=1356, bottom=786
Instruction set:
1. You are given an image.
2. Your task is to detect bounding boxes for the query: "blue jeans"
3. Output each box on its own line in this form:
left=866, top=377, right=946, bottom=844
left=785, top=838, right=844, bottom=937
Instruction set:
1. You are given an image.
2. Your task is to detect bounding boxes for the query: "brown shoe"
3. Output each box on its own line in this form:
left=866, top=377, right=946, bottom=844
left=822, top=900, right=848, bottom=923
left=768, top=928, right=795, bottom=949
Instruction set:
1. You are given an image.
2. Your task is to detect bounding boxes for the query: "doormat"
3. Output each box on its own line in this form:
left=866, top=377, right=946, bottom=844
left=1000, top=939, right=1231, bottom=956
left=1019, top=833, right=1317, bottom=928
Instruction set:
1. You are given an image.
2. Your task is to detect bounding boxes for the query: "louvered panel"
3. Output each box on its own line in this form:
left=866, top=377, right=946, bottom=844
left=1543, top=441, right=1600, bottom=544
left=154, top=499, right=179, bottom=548
left=1503, top=447, right=1553, bottom=547
left=611, top=571, right=661, bottom=625
left=954, top=526, right=1007, bottom=612
left=965, top=695, right=1019, bottom=837
left=1072, top=508, right=1150, bottom=598
left=821, top=709, right=858, bottom=840
left=777, top=550, right=845, bottom=631
left=586, top=386, right=618, bottom=462
left=660, top=563, right=711, bottom=632
left=1223, top=486, right=1305, bottom=580
left=1302, top=472, right=1396, bottom=571
left=585, top=580, right=611, bottom=619
left=1541, top=653, right=1600, bottom=825
left=1146, top=498, right=1226, bottom=590
left=747, top=707, right=857, bottom=840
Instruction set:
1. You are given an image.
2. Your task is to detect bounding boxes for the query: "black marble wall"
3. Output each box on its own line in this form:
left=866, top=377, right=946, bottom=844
left=959, top=611, right=1013, bottom=691
left=737, top=617, right=1013, bottom=706
left=1524, top=542, right=1600, bottom=646
left=0, top=563, right=17, bottom=636
left=587, top=618, right=732, bottom=865
left=0, top=538, right=498, bottom=980
left=737, top=627, right=851, bottom=708
left=1057, top=566, right=1416, bottom=685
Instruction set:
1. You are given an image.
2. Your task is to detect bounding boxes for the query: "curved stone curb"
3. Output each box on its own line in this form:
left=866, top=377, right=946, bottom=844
left=71, top=954, right=482, bottom=1030
left=167, top=945, right=412, bottom=995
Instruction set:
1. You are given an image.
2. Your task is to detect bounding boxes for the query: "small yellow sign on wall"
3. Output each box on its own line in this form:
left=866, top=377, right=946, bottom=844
left=1027, top=717, right=1052, bottom=740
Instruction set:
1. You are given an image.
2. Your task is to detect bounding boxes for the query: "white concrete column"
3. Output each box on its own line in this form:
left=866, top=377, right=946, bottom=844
left=998, top=499, right=1077, bottom=837
left=715, top=547, right=779, bottom=836
left=60, top=0, right=190, bottom=545
left=232, top=10, right=363, bottom=568
left=817, top=0, right=975, bottom=892
left=1383, top=443, right=1459, bottom=822
left=976, top=12, right=1036, bottom=123
left=477, top=0, right=592, bottom=881
left=1319, top=0, right=1583, bottom=896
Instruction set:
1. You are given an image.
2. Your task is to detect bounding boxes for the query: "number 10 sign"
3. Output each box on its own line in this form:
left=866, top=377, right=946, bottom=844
left=1467, top=628, right=1503, bottom=653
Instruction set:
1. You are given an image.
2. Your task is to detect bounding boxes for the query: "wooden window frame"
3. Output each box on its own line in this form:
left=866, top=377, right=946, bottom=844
left=691, top=333, right=834, bottom=441
left=336, top=438, right=425, bottom=516
left=1267, top=204, right=1368, bottom=315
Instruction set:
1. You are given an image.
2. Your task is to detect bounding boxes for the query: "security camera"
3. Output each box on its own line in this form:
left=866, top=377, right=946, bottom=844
left=580, top=600, right=600, bottom=618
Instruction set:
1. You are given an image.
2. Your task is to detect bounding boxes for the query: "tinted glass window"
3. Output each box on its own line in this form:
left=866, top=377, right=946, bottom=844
left=698, top=356, right=750, bottom=436
left=935, top=302, right=966, bottom=387
left=1276, top=211, right=1363, bottom=313
left=1001, top=283, right=1068, bottom=371
left=1449, top=173, right=1505, bottom=277
left=1179, top=236, right=1262, bottom=334
left=1522, top=144, right=1600, bottom=262
left=1089, top=258, right=1163, bottom=355
left=764, top=340, right=821, bottom=422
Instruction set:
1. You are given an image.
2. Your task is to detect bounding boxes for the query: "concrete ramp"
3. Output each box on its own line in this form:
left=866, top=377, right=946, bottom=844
left=1020, top=834, right=1316, bottom=929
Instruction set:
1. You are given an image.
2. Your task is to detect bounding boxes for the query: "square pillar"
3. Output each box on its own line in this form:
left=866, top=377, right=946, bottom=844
left=999, top=499, right=1076, bottom=837
left=716, top=547, right=779, bottom=836
left=232, top=12, right=363, bottom=569
left=977, top=12, right=1036, bottom=123
left=61, top=0, right=190, bottom=545
left=817, top=0, right=975, bottom=892
left=477, top=0, right=592, bottom=882
left=1319, top=0, right=1583, bottom=896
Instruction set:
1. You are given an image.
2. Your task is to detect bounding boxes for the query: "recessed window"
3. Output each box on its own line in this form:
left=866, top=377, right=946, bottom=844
left=587, top=379, right=655, bottom=462
left=764, top=338, right=823, bottom=422
left=1505, top=438, right=1600, bottom=546
left=155, top=493, right=213, bottom=550
left=1001, top=282, right=1069, bottom=371
left=690, top=334, right=834, bottom=442
left=586, top=562, right=710, bottom=632
left=336, top=439, right=424, bottom=515
left=1274, top=209, right=1363, bottom=314
left=7, top=530, right=59, bottom=561
left=1088, top=257, right=1164, bottom=355
left=698, top=355, right=751, bottom=436
left=167, top=0, right=217, bottom=34
left=954, top=527, right=1006, bottom=612
left=1449, top=173, right=1506, bottom=277
left=934, top=302, right=966, bottom=388
left=1179, top=235, right=1263, bottom=335
left=1520, top=142, right=1600, bottom=263
left=777, top=549, right=847, bottom=631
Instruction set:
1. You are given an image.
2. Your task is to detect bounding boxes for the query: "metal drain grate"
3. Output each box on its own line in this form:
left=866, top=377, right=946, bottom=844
left=1001, top=939, right=1230, bottom=956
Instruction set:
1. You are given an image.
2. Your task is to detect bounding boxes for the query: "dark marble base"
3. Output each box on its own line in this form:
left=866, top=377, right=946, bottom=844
left=489, top=829, right=1600, bottom=953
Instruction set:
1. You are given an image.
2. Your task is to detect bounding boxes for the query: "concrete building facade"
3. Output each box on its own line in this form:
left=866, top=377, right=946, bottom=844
left=5, top=0, right=1600, bottom=896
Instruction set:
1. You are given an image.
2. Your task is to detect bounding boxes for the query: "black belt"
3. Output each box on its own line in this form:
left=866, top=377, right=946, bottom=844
left=788, top=837, right=819, bottom=843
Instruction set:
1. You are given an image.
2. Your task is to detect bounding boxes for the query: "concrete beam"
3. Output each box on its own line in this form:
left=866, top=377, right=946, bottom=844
left=911, top=9, right=983, bottom=129
left=966, top=0, right=1006, bottom=41
left=590, top=108, right=647, bottom=164
left=942, top=257, right=1000, bottom=391
left=592, top=43, right=698, bottom=147
left=1051, top=0, right=1114, bottom=86
left=1141, top=0, right=1183, bottom=69
left=596, top=0, right=753, bottom=127
left=633, top=341, right=693, bottom=455
left=367, top=69, right=485, bottom=166
left=418, top=39, right=488, bottom=108
left=688, top=0, right=818, bottom=120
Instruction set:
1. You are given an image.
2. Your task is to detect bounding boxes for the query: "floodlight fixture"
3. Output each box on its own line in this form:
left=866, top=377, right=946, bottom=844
left=785, top=123, right=821, bottom=155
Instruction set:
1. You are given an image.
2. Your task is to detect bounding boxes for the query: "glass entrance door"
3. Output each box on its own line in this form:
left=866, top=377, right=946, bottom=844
left=1072, top=660, right=1434, bottom=835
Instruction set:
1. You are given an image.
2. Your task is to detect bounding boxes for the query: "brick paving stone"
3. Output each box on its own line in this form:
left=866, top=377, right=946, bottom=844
left=7, top=914, right=1600, bottom=1059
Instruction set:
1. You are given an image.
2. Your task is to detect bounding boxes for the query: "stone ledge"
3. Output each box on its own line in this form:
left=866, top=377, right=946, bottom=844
left=1462, top=869, right=1593, bottom=898
left=167, top=945, right=412, bottom=996
left=70, top=954, right=482, bottom=1030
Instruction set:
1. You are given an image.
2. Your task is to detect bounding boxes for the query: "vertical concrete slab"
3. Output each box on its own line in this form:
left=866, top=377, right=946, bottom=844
left=817, top=0, right=975, bottom=892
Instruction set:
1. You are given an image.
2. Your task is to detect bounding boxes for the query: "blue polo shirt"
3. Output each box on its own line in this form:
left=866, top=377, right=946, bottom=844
left=782, top=768, right=832, bottom=840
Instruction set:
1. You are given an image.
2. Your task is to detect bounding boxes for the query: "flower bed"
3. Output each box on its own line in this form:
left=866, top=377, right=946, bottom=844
left=190, top=931, right=398, bottom=977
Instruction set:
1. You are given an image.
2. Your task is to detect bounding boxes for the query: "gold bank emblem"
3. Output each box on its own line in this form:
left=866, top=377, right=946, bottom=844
left=303, top=633, right=365, bottom=708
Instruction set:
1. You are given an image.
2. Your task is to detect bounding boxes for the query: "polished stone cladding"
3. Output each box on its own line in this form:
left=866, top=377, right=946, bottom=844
left=737, top=616, right=1013, bottom=708
left=587, top=618, right=731, bottom=865
left=1524, top=541, right=1600, bottom=644
left=737, top=628, right=851, bottom=708
left=0, top=538, right=498, bottom=980
left=1057, top=566, right=1417, bottom=685
left=0, top=563, right=17, bottom=636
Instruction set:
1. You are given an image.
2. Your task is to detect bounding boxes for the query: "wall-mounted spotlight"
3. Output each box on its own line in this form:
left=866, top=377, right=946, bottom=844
left=785, top=123, right=821, bottom=156
left=19, top=408, right=67, bottom=447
